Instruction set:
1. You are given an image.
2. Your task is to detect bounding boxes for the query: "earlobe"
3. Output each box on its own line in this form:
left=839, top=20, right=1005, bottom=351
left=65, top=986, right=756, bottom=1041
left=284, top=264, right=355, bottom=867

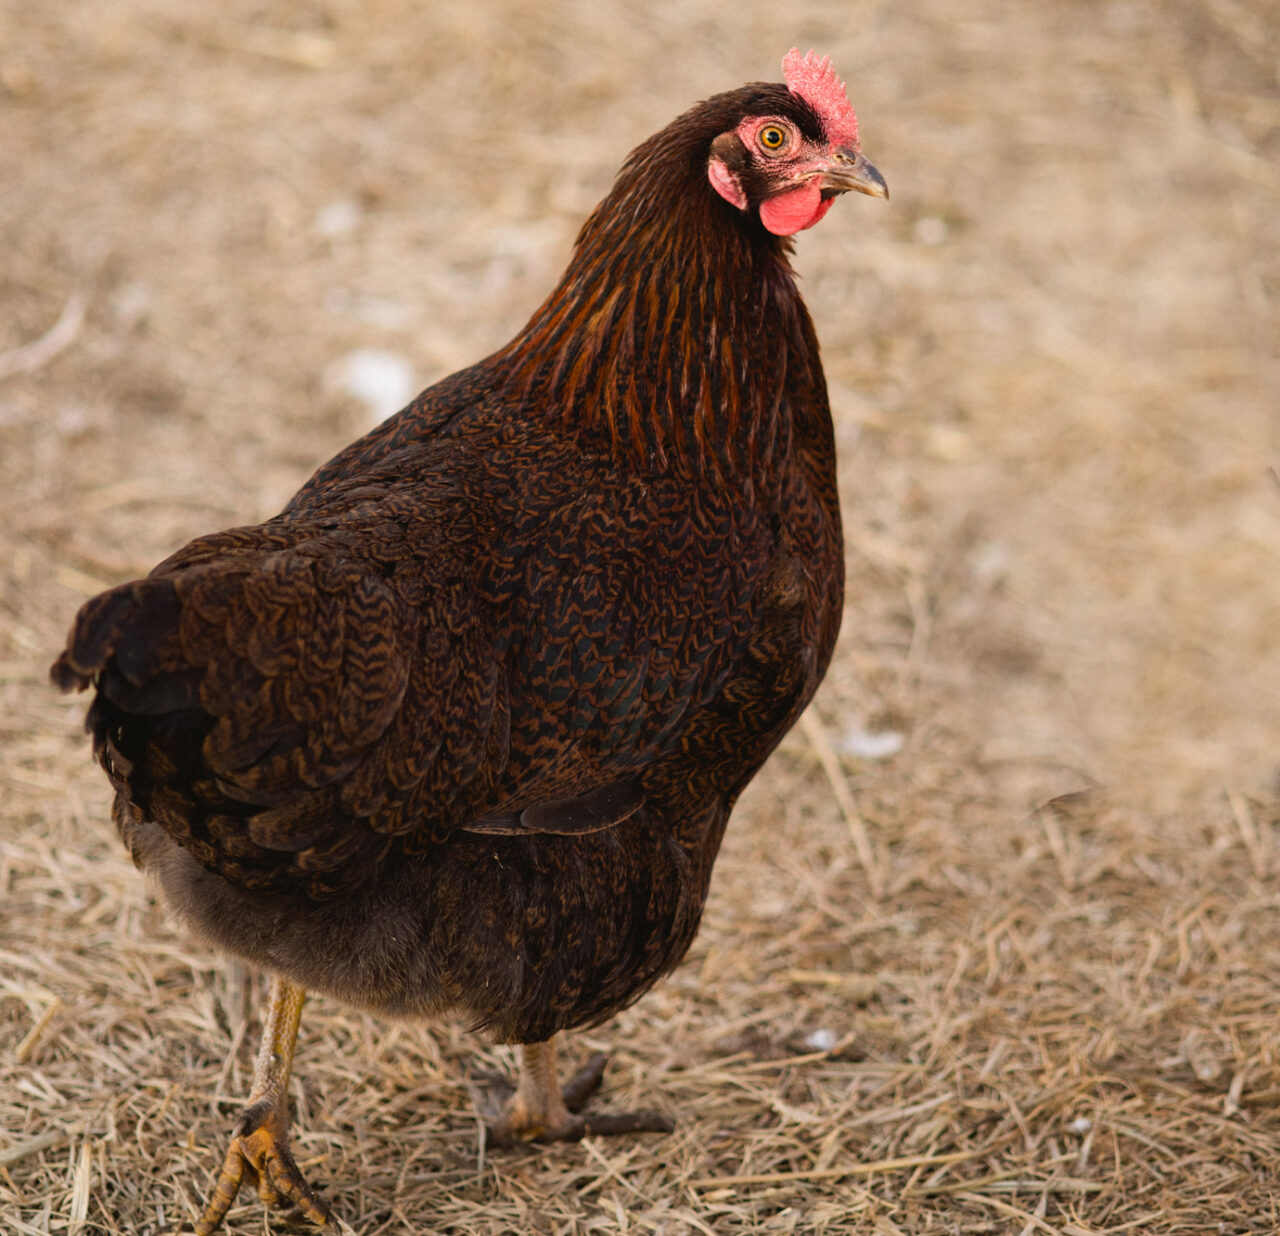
left=707, top=158, right=748, bottom=211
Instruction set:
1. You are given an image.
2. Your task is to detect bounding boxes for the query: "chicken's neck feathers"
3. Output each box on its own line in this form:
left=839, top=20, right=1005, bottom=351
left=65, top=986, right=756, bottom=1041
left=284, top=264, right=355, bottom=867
left=497, top=123, right=819, bottom=492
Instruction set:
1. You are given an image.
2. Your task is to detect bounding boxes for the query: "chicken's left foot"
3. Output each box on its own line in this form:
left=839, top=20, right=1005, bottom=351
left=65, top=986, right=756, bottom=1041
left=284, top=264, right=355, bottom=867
left=484, top=1038, right=673, bottom=1147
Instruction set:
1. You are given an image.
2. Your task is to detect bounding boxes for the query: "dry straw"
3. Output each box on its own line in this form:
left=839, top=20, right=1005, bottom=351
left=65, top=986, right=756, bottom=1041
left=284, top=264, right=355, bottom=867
left=3, top=0, right=1278, bottom=1231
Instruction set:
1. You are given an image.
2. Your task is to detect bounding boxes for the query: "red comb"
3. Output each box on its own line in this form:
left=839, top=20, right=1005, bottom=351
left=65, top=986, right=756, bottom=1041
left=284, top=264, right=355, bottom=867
left=782, top=48, right=860, bottom=149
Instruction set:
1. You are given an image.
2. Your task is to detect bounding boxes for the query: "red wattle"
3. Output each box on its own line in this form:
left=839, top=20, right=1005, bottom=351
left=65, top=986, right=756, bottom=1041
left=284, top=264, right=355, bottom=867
left=759, top=184, right=834, bottom=236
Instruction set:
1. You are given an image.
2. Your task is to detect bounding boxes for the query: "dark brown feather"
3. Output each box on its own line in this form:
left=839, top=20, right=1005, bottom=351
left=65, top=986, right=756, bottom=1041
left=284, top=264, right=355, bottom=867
left=52, top=79, right=848, bottom=1042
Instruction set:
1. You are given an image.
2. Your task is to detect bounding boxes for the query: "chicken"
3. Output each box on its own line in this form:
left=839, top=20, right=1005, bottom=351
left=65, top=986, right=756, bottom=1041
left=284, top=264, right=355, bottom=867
left=52, top=49, right=887, bottom=1232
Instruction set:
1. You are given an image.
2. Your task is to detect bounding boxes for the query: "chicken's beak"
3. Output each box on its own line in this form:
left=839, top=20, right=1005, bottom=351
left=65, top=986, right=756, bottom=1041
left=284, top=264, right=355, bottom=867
left=820, top=146, right=889, bottom=200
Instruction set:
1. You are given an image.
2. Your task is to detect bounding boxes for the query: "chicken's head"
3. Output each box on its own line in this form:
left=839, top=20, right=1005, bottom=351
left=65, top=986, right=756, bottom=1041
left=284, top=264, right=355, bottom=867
left=707, top=48, right=887, bottom=237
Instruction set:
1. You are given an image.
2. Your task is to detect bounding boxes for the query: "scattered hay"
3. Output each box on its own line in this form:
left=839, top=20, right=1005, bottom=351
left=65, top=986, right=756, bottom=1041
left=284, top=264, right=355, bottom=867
left=3, top=0, right=1277, bottom=1232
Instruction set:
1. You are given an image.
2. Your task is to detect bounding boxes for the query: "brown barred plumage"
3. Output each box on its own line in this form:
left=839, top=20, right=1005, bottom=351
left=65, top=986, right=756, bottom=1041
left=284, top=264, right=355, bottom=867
left=52, top=57, right=885, bottom=1232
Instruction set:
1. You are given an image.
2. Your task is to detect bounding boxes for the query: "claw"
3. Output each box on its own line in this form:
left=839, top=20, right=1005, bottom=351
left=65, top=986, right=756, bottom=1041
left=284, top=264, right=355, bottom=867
left=194, top=1104, right=331, bottom=1235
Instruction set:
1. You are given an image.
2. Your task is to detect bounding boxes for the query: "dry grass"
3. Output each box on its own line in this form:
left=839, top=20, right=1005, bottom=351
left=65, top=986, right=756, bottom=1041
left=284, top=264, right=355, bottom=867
left=3, top=0, right=1278, bottom=1232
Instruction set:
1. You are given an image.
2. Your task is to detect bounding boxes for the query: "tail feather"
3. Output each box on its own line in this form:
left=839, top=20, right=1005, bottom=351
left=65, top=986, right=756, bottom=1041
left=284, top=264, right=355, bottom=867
left=51, top=578, right=184, bottom=690
left=49, top=549, right=422, bottom=896
left=51, top=584, right=142, bottom=691
left=98, top=662, right=203, bottom=716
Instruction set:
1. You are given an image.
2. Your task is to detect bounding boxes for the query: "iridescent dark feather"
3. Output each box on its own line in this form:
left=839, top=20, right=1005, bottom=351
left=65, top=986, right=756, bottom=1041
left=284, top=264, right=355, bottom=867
left=52, top=79, right=849, bottom=1043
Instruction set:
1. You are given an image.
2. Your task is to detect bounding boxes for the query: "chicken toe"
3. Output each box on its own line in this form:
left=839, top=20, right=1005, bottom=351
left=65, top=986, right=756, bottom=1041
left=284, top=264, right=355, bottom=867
left=196, top=1101, right=332, bottom=1235
left=484, top=1038, right=673, bottom=1147
left=560, top=1050, right=610, bottom=1112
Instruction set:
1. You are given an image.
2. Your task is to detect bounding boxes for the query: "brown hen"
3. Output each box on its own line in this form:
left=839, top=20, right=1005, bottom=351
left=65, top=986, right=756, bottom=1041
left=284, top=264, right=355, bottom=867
left=52, top=49, right=886, bottom=1232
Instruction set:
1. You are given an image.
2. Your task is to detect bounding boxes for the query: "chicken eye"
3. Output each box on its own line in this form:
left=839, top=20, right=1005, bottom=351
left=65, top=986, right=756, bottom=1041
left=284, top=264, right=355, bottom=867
left=758, top=124, right=788, bottom=152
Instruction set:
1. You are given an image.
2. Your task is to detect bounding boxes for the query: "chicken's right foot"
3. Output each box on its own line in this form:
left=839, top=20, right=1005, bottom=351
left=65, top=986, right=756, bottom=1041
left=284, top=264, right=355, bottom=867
left=194, top=1099, right=333, bottom=1235
left=192, top=975, right=337, bottom=1235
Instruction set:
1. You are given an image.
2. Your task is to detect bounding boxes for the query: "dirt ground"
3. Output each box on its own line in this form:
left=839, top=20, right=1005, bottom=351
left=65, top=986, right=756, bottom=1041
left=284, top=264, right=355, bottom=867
left=3, top=0, right=1279, bottom=1232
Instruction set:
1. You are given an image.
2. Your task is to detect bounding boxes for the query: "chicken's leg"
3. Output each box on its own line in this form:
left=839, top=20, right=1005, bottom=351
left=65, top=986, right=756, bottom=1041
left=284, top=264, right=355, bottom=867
left=485, top=1037, right=673, bottom=1146
left=194, top=975, right=333, bottom=1235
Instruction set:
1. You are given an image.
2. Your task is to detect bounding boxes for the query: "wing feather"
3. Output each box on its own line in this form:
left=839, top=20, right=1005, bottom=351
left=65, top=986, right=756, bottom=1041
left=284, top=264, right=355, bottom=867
left=53, top=451, right=779, bottom=898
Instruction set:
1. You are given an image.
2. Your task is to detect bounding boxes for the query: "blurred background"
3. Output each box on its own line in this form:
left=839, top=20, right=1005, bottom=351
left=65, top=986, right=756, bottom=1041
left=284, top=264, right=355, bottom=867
left=5, top=0, right=1277, bottom=804
left=3, top=1, right=1279, bottom=1231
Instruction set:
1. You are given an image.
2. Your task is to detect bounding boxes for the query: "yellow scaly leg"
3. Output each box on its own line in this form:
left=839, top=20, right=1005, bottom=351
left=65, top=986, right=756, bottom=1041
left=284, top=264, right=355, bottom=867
left=194, top=975, right=333, bottom=1235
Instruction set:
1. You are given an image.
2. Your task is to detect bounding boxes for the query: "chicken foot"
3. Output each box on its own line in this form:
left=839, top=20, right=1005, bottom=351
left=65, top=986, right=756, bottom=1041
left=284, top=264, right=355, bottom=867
left=485, top=1037, right=673, bottom=1146
left=194, top=975, right=334, bottom=1235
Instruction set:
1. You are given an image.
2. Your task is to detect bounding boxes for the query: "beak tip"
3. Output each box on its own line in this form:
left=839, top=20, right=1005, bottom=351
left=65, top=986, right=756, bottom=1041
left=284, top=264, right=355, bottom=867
left=862, top=162, right=890, bottom=201
left=822, top=151, right=889, bottom=201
